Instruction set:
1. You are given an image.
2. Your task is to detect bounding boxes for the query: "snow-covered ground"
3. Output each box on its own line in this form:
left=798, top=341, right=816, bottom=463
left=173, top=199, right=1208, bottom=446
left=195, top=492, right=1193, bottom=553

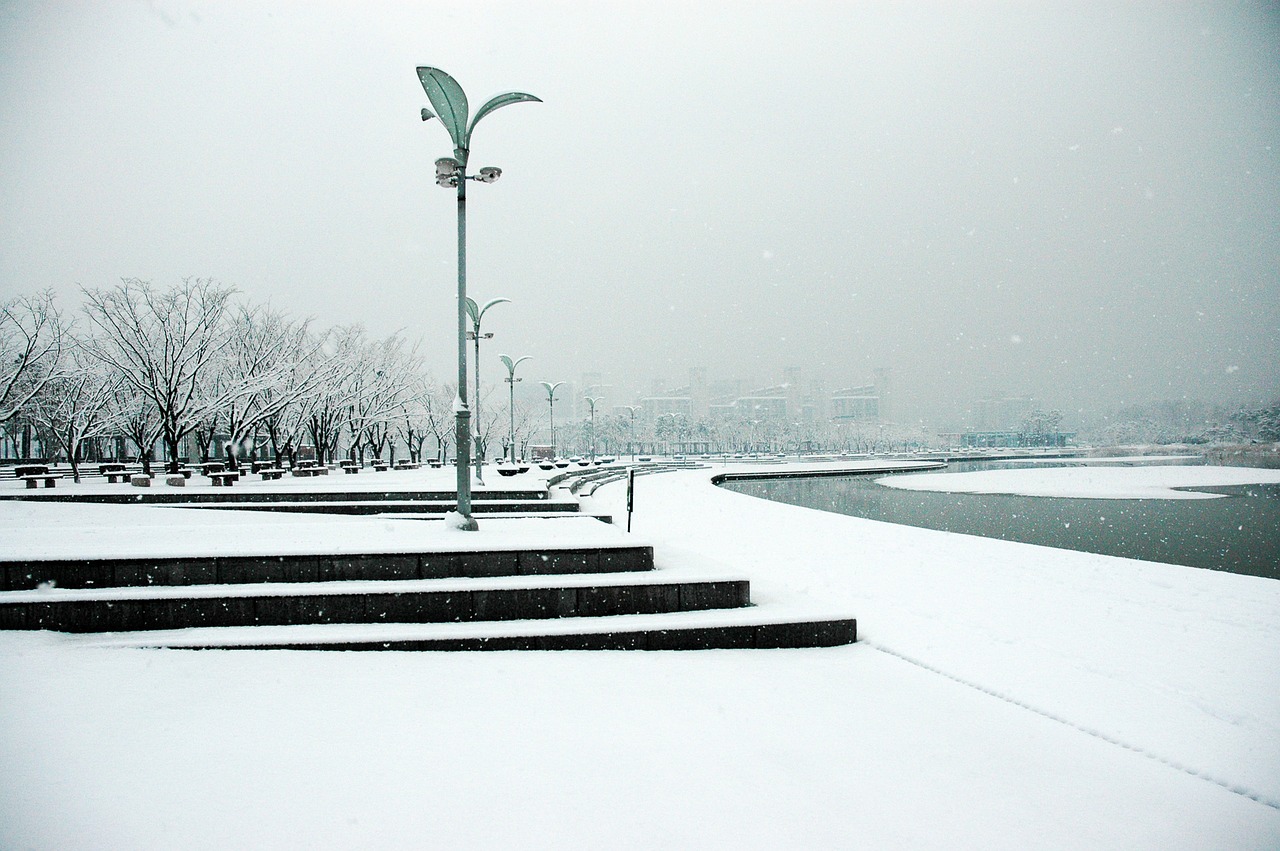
left=2, top=461, right=1278, bottom=849
left=0, top=501, right=634, bottom=561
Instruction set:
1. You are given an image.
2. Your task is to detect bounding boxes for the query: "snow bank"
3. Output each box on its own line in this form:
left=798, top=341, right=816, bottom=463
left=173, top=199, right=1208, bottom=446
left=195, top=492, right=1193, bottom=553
left=876, top=464, right=1280, bottom=499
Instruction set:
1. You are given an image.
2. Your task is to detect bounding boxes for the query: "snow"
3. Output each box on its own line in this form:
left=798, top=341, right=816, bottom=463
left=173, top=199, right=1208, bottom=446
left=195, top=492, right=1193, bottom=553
left=2, top=459, right=1279, bottom=848
left=877, top=464, right=1280, bottom=500
left=0, top=502, right=633, bottom=561
left=67, top=604, right=848, bottom=650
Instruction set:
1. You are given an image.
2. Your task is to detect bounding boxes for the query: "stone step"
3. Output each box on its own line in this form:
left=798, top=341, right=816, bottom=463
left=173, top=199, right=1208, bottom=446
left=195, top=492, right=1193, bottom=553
left=65, top=609, right=857, bottom=651
left=0, top=575, right=750, bottom=633
left=187, top=499, right=579, bottom=515
left=0, top=545, right=654, bottom=591
left=0, top=488, right=550, bottom=504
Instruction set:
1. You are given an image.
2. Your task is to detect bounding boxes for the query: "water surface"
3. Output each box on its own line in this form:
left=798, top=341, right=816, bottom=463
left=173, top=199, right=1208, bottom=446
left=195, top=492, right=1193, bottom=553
left=720, top=465, right=1279, bottom=580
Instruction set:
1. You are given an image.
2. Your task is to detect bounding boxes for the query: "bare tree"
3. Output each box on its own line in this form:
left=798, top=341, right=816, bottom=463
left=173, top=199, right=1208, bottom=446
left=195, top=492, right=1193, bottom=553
left=347, top=333, right=421, bottom=464
left=510, top=400, right=538, bottom=461
left=305, top=326, right=367, bottom=465
left=394, top=373, right=436, bottom=463
left=110, top=381, right=163, bottom=475
left=473, top=386, right=505, bottom=465
left=214, top=304, right=324, bottom=469
left=1, top=290, right=65, bottom=423
left=81, top=278, right=237, bottom=472
left=29, top=337, right=123, bottom=482
left=421, top=380, right=456, bottom=462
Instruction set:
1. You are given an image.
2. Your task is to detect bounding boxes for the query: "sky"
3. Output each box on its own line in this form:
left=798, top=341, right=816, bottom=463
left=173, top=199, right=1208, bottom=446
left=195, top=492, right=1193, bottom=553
left=1, top=0, right=1277, bottom=429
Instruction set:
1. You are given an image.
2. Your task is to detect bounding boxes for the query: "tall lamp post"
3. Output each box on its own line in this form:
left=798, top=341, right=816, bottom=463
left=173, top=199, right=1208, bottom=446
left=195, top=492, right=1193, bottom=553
left=500, top=354, right=532, bottom=463
left=620, top=405, right=639, bottom=460
left=466, top=296, right=509, bottom=484
left=584, top=396, right=603, bottom=461
left=418, top=66, right=540, bottom=530
left=540, top=381, right=564, bottom=458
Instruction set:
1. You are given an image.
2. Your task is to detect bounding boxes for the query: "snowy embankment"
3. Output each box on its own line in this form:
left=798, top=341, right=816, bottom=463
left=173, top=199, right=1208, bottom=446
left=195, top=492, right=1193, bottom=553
left=1, top=461, right=1278, bottom=848
left=877, top=463, right=1280, bottom=499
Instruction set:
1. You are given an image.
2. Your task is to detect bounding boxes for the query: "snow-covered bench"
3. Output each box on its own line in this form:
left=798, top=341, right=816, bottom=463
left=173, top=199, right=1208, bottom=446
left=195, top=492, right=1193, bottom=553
left=208, top=471, right=240, bottom=487
left=21, top=473, right=63, bottom=489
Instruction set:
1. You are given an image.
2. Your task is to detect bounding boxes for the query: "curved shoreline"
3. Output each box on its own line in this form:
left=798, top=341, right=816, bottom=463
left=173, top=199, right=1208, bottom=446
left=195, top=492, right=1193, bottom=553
left=708, top=460, right=944, bottom=486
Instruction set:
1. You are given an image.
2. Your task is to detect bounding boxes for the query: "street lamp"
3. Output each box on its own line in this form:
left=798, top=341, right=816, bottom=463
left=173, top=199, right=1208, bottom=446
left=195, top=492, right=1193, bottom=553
left=466, top=296, right=510, bottom=484
left=418, top=66, right=540, bottom=530
left=584, top=396, right=603, bottom=461
left=540, top=381, right=565, bottom=458
left=500, top=354, right=532, bottom=463
left=620, top=405, right=639, bottom=460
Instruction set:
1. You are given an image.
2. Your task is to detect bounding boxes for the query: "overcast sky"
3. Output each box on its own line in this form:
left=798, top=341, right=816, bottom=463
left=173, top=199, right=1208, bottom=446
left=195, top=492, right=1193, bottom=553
left=2, top=0, right=1277, bottom=428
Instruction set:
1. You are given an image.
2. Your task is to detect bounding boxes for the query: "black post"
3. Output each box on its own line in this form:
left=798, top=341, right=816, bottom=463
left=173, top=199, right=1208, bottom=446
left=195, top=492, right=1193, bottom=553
left=626, top=467, right=636, bottom=533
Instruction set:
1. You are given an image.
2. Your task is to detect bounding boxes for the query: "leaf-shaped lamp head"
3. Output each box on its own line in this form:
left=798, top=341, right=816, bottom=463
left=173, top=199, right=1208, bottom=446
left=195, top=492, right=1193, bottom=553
left=465, top=92, right=543, bottom=151
left=416, top=67, right=469, bottom=157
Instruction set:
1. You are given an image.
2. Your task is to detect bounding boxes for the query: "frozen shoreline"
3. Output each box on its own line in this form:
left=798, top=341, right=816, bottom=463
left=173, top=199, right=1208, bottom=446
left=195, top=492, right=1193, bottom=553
left=875, top=463, right=1280, bottom=499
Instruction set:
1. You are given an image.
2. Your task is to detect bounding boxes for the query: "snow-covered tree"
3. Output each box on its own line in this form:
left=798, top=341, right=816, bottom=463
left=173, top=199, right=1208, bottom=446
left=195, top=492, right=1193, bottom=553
left=347, top=332, right=422, bottom=464
left=81, top=278, right=236, bottom=473
left=304, top=326, right=368, bottom=465
left=28, top=337, right=123, bottom=481
left=212, top=304, right=325, bottom=469
left=109, top=381, right=164, bottom=475
left=1, top=290, right=65, bottom=424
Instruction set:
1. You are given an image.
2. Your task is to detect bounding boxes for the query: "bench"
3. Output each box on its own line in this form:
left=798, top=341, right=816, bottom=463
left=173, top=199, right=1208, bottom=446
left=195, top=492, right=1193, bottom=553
left=98, top=463, right=126, bottom=475
left=291, top=466, right=324, bottom=477
left=208, top=471, right=240, bottom=487
left=22, top=473, right=63, bottom=489
left=372, top=461, right=390, bottom=472
left=339, top=461, right=360, bottom=474
left=105, top=472, right=131, bottom=483
left=197, top=462, right=226, bottom=475
left=259, top=468, right=286, bottom=481
left=427, top=459, right=443, bottom=468
left=15, top=465, right=50, bottom=478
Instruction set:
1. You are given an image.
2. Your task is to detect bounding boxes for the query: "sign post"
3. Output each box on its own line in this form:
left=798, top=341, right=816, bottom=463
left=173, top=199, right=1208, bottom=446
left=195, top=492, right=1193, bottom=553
left=626, top=467, right=636, bottom=533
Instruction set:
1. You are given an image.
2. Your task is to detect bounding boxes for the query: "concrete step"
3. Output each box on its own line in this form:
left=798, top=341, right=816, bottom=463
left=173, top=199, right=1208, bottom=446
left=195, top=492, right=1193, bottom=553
left=0, top=545, right=654, bottom=591
left=0, top=574, right=750, bottom=633
left=186, top=499, right=579, bottom=515
left=0, top=488, right=550, bottom=505
left=63, top=608, right=857, bottom=651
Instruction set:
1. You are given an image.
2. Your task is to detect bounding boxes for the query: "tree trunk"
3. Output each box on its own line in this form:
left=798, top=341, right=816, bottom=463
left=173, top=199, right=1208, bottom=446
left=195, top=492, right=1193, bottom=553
left=164, top=425, right=181, bottom=474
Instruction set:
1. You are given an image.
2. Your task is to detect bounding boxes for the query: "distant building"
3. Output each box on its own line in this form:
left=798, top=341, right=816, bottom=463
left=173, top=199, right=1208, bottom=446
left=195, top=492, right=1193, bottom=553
left=830, top=385, right=880, bottom=421
left=873, top=367, right=893, bottom=423
left=642, top=396, right=693, bottom=420
left=941, top=430, right=1074, bottom=449
left=734, top=395, right=789, bottom=419
left=972, top=394, right=1035, bottom=431
left=595, top=364, right=896, bottom=428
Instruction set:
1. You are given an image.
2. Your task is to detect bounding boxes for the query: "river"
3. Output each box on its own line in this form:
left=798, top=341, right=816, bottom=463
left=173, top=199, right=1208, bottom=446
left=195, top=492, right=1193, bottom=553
left=719, top=460, right=1279, bottom=580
